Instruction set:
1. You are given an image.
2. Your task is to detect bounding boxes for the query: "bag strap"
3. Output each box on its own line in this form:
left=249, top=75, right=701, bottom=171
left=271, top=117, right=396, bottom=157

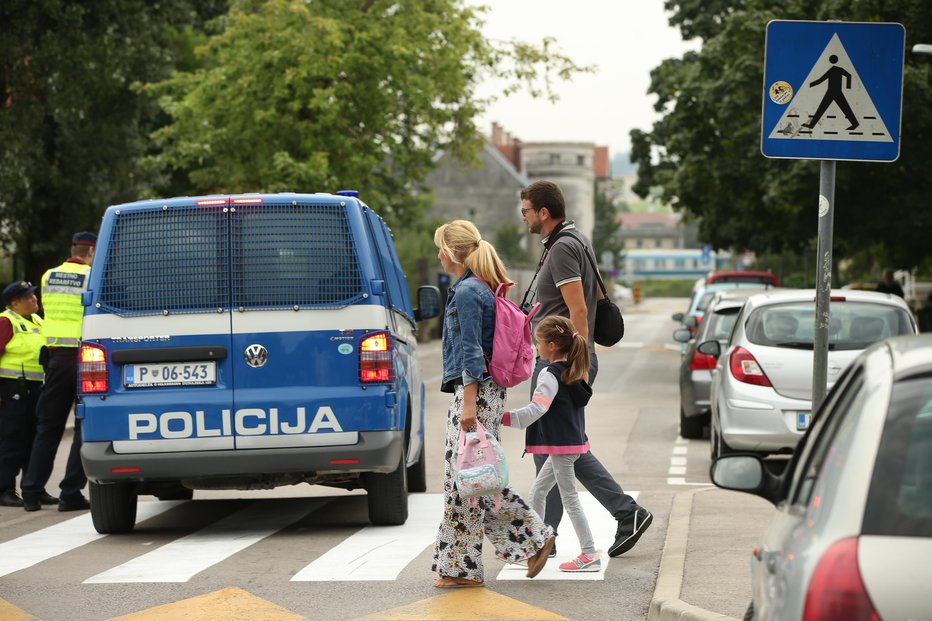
left=520, top=225, right=609, bottom=306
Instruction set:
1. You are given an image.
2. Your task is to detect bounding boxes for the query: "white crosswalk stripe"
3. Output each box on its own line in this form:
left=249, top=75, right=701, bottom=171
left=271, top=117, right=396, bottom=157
left=291, top=494, right=443, bottom=581
left=0, top=501, right=183, bottom=578
left=85, top=498, right=330, bottom=583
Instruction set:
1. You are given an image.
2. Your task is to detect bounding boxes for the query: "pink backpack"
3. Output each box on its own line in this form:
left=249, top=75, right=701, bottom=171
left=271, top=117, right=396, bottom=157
left=454, top=422, right=509, bottom=508
left=471, top=278, right=539, bottom=389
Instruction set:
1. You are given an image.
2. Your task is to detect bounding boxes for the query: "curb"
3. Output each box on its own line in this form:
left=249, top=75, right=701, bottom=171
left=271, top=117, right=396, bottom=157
left=648, top=489, right=740, bottom=621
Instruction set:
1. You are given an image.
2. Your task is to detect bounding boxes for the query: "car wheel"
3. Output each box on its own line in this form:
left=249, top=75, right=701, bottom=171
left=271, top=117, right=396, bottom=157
left=89, top=481, right=138, bottom=534
left=406, top=439, right=427, bottom=493
left=364, top=448, right=409, bottom=526
left=680, top=407, right=704, bottom=439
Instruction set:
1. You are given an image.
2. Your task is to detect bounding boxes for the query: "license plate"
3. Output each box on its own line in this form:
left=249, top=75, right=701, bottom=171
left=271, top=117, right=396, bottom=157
left=124, top=361, right=216, bottom=388
left=796, top=412, right=811, bottom=431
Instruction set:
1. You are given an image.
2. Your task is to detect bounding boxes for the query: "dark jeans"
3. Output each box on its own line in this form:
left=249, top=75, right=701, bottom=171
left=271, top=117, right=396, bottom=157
left=22, top=348, right=86, bottom=499
left=0, top=378, right=41, bottom=491
left=531, top=352, right=637, bottom=530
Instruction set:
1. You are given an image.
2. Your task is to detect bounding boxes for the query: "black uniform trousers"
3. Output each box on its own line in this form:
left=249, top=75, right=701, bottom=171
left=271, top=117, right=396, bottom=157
left=22, top=348, right=86, bottom=500
left=0, top=378, right=41, bottom=492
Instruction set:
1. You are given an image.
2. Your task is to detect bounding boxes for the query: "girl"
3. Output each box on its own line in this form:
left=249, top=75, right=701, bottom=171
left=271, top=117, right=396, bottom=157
left=502, top=315, right=601, bottom=572
left=430, top=220, right=555, bottom=588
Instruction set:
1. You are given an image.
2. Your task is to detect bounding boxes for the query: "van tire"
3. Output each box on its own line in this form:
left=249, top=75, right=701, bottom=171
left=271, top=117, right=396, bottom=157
left=364, top=450, right=409, bottom=525
left=89, top=482, right=138, bottom=534
left=680, top=407, right=704, bottom=439
left=406, top=441, right=427, bottom=493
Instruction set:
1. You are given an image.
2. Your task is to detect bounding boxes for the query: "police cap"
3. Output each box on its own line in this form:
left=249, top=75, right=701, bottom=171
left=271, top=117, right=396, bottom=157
left=72, top=231, right=97, bottom=246
left=2, top=280, right=38, bottom=306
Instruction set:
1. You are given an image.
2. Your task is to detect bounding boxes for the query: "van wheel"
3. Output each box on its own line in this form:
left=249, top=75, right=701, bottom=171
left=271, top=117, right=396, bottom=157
left=680, top=407, right=704, bottom=439
left=406, top=440, right=427, bottom=493
left=364, top=449, right=409, bottom=525
left=89, top=482, right=138, bottom=534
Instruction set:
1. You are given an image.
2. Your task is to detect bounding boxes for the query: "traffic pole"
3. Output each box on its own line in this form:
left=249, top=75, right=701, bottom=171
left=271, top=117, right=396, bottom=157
left=812, top=159, right=835, bottom=413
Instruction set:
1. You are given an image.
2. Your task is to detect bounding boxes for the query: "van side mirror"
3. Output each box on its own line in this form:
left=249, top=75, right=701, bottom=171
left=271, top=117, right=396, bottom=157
left=697, top=340, right=721, bottom=358
left=415, top=286, right=441, bottom=321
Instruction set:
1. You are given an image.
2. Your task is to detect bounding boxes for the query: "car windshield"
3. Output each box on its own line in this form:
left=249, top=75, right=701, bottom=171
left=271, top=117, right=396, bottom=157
left=745, top=302, right=914, bottom=351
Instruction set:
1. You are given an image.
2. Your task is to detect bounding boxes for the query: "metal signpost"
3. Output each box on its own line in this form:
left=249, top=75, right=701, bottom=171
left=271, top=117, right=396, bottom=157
left=761, top=20, right=905, bottom=412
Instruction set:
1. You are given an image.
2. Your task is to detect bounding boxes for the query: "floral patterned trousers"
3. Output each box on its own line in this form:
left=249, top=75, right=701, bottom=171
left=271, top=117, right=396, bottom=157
left=431, top=380, right=553, bottom=583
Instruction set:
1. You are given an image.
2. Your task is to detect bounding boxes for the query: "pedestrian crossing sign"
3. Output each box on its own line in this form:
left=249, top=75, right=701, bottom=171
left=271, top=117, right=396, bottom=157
left=761, top=20, right=905, bottom=162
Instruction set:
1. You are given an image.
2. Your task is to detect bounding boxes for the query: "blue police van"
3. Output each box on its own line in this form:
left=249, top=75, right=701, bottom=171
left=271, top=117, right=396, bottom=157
left=77, top=192, right=440, bottom=533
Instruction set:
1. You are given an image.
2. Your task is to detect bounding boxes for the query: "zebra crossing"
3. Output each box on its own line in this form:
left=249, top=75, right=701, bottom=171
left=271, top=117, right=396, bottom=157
left=0, top=491, right=636, bottom=584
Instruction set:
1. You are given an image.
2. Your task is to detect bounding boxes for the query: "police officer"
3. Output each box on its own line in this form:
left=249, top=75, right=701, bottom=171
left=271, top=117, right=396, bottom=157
left=0, top=281, right=58, bottom=507
left=22, top=232, right=96, bottom=512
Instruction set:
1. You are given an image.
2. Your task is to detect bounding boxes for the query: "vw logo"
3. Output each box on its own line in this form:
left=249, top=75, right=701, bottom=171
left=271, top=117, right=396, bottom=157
left=244, top=344, right=268, bottom=368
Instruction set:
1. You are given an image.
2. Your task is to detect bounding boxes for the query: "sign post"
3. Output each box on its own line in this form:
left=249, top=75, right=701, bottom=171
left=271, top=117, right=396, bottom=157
left=761, top=20, right=904, bottom=412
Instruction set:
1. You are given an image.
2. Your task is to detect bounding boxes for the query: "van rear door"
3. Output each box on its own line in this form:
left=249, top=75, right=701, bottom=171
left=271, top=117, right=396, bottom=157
left=227, top=196, right=388, bottom=451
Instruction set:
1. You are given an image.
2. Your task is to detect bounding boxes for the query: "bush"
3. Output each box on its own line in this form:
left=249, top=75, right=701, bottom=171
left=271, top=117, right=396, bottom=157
left=630, top=278, right=696, bottom=298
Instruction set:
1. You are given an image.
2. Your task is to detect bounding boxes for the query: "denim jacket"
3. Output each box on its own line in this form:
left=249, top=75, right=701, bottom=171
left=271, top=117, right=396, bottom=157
left=440, top=270, right=494, bottom=392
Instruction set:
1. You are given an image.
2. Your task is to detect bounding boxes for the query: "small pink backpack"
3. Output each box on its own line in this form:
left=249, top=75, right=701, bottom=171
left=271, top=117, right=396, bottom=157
left=471, top=278, right=539, bottom=388
left=454, top=422, right=509, bottom=508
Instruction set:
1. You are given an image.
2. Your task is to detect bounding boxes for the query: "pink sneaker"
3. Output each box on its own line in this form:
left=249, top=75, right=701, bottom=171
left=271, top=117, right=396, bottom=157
left=559, top=552, right=601, bottom=572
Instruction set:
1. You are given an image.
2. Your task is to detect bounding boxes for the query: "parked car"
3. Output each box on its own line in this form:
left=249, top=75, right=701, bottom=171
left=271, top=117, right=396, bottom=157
left=673, top=281, right=776, bottom=341
left=706, top=270, right=780, bottom=287
left=674, top=289, right=768, bottom=438
left=702, top=289, right=918, bottom=460
left=711, top=334, right=932, bottom=621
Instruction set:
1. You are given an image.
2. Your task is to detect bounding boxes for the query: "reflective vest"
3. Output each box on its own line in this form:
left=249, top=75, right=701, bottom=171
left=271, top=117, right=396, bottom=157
left=41, top=260, right=91, bottom=348
left=0, top=310, right=44, bottom=381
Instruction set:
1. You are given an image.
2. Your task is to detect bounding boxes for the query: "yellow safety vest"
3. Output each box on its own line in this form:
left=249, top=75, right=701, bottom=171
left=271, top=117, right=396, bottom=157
left=0, top=309, right=44, bottom=381
left=41, top=260, right=91, bottom=348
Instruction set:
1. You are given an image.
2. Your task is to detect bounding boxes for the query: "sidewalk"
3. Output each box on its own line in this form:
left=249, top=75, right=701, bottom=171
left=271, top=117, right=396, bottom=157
left=648, top=487, right=774, bottom=621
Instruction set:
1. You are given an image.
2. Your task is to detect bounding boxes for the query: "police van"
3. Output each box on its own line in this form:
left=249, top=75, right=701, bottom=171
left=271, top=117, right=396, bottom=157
left=78, top=192, right=440, bottom=533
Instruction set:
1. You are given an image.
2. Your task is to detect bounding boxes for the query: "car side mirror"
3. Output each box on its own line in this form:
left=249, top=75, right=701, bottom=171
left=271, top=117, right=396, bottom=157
left=672, top=312, right=684, bottom=322
left=415, top=286, right=441, bottom=321
left=673, top=329, right=692, bottom=343
left=711, top=455, right=784, bottom=505
left=697, top=340, right=721, bottom=358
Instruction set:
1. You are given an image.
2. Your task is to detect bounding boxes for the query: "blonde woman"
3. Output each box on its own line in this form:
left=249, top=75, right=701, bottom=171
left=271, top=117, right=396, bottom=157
left=431, top=220, right=554, bottom=588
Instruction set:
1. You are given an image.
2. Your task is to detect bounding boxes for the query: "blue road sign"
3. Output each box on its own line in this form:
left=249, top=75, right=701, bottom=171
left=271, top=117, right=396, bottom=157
left=761, top=20, right=905, bottom=162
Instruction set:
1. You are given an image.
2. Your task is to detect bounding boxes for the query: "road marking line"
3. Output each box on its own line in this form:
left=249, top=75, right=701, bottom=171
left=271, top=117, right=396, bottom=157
left=671, top=456, right=687, bottom=466
left=496, top=491, right=638, bottom=581
left=668, top=466, right=686, bottom=475
left=85, top=499, right=325, bottom=583
left=0, top=501, right=183, bottom=578
left=291, top=494, right=443, bottom=581
left=672, top=445, right=687, bottom=455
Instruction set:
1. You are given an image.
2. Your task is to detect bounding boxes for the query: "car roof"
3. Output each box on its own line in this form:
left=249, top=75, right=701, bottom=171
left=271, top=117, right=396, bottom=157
left=742, top=288, right=912, bottom=310
left=886, top=334, right=932, bottom=377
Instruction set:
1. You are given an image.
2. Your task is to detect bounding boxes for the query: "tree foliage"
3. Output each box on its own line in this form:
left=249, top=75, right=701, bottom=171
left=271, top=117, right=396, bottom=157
left=0, top=0, right=224, bottom=283
left=634, top=0, right=932, bottom=269
left=147, top=0, right=589, bottom=228
left=593, top=185, right=623, bottom=267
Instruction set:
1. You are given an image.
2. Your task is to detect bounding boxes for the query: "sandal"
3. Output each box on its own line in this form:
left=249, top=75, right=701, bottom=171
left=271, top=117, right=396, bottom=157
left=433, top=576, right=485, bottom=589
left=526, top=535, right=556, bottom=578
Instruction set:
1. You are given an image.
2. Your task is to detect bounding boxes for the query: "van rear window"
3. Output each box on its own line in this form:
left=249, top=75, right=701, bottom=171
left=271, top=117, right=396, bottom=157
left=99, top=201, right=364, bottom=316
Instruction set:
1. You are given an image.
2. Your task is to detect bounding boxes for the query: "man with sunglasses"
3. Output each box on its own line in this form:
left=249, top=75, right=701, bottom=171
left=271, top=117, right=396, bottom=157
left=519, top=180, right=652, bottom=559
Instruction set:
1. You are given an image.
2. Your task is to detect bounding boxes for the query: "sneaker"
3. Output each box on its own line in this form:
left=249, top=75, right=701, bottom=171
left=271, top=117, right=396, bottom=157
left=609, top=505, right=653, bottom=557
left=559, top=552, right=601, bottom=572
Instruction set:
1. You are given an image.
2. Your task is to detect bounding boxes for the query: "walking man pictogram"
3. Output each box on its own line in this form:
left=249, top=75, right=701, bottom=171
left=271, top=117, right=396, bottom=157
left=802, top=55, right=859, bottom=130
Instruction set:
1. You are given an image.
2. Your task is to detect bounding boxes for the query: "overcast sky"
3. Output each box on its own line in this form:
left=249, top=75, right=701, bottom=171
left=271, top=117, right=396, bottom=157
left=471, top=1, right=701, bottom=159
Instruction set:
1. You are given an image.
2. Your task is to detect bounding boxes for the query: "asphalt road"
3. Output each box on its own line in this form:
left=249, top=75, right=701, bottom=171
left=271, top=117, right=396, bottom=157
left=0, top=298, right=718, bottom=621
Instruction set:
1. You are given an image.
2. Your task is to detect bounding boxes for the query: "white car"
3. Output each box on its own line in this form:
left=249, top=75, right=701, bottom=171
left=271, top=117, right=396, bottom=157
left=711, top=335, right=932, bottom=620
left=701, top=289, right=917, bottom=459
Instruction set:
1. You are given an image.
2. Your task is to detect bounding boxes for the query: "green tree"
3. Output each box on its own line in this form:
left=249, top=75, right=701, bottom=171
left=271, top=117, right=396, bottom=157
left=633, top=0, right=932, bottom=269
left=494, top=223, right=533, bottom=267
left=593, top=184, right=623, bottom=268
left=147, top=0, right=589, bottom=228
left=0, top=1, right=224, bottom=283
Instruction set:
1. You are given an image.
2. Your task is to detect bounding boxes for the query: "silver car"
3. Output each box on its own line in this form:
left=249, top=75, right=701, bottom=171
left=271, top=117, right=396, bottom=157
left=674, top=289, right=769, bottom=438
left=711, top=335, right=932, bottom=620
left=702, top=289, right=917, bottom=459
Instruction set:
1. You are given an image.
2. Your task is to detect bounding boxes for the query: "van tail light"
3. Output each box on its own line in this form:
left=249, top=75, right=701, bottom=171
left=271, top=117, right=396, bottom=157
left=729, top=347, right=772, bottom=387
left=688, top=349, right=718, bottom=370
left=803, top=537, right=880, bottom=621
left=79, top=343, right=108, bottom=393
left=359, top=332, right=393, bottom=383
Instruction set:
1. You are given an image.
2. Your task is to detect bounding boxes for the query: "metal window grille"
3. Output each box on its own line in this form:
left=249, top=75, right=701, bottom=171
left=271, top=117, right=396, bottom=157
left=230, top=201, right=364, bottom=310
left=99, top=207, right=229, bottom=316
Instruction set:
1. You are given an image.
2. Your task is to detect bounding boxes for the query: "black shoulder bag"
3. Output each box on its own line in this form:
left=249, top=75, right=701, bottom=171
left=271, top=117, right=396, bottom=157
left=519, top=226, right=624, bottom=346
